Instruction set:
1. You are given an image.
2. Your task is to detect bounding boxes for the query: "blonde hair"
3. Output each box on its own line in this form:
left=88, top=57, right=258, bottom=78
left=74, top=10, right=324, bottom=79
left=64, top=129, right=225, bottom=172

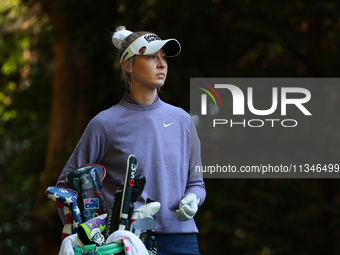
left=114, top=26, right=151, bottom=91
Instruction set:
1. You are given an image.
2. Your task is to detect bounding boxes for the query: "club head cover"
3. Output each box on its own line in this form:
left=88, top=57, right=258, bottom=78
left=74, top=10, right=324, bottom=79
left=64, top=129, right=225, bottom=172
left=130, top=202, right=161, bottom=228
left=118, top=154, right=138, bottom=230
left=176, top=194, right=200, bottom=221
left=106, top=155, right=140, bottom=237
left=131, top=174, right=146, bottom=203
left=77, top=213, right=107, bottom=246
left=65, top=164, right=106, bottom=192
left=128, top=174, right=146, bottom=220
left=65, top=164, right=107, bottom=222
left=45, top=186, right=82, bottom=241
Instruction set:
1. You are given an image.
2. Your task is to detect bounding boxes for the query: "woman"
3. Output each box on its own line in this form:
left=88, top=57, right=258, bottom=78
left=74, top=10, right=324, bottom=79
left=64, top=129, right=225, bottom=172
left=57, top=26, right=206, bottom=254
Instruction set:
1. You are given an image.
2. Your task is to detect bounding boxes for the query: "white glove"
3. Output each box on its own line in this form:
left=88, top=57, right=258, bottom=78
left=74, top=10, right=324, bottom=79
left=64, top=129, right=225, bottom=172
left=176, top=194, right=200, bottom=221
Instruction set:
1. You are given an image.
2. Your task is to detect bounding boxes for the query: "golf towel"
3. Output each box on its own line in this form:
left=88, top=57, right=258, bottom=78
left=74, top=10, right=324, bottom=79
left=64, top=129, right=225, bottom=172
left=106, top=230, right=148, bottom=255
left=59, top=233, right=84, bottom=255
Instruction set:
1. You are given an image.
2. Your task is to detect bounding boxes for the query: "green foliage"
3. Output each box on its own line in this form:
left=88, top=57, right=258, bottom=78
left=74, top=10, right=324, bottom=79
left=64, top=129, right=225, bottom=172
left=0, top=0, right=53, bottom=254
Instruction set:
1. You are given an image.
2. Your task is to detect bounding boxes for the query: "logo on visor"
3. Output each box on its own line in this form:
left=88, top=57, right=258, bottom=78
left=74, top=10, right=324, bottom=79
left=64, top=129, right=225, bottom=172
left=139, top=46, right=147, bottom=54
left=144, top=34, right=161, bottom=43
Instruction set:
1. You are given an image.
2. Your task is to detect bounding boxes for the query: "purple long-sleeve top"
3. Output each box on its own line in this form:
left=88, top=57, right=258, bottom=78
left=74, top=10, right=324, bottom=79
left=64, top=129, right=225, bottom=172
left=56, top=92, right=206, bottom=234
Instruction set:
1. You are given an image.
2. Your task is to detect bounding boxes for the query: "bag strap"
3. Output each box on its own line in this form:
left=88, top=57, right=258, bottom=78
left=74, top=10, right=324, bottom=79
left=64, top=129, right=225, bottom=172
left=82, top=244, right=97, bottom=255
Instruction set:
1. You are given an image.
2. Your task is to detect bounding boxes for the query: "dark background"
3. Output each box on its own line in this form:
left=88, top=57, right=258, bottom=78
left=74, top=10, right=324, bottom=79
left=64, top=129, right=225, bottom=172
left=1, top=0, right=340, bottom=254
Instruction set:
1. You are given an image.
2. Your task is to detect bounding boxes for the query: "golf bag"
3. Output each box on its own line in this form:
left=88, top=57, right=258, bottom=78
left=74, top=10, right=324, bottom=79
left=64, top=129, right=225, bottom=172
left=46, top=154, right=158, bottom=254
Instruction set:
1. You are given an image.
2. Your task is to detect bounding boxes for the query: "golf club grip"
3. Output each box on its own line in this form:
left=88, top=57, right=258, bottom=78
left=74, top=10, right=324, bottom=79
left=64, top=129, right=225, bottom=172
left=105, top=184, right=123, bottom=238
left=119, top=154, right=138, bottom=230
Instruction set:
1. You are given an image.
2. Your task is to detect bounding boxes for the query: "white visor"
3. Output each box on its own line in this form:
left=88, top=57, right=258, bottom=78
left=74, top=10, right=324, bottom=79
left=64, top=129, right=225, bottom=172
left=120, top=33, right=181, bottom=63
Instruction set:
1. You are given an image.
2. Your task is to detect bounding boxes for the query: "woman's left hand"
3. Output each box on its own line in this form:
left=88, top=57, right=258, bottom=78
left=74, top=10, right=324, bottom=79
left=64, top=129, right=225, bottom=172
left=175, top=194, right=200, bottom=221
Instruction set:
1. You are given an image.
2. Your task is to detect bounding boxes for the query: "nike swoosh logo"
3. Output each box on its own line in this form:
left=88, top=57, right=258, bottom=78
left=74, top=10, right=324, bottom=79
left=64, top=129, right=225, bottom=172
left=163, top=122, right=174, bottom=127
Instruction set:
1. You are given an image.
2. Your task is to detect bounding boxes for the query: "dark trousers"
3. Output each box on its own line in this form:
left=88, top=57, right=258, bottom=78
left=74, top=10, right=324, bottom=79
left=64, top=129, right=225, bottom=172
left=155, top=234, right=201, bottom=255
